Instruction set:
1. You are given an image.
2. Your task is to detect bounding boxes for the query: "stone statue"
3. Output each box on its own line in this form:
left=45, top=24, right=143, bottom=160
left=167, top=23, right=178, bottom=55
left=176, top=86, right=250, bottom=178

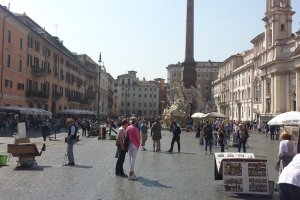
left=163, top=81, right=207, bottom=128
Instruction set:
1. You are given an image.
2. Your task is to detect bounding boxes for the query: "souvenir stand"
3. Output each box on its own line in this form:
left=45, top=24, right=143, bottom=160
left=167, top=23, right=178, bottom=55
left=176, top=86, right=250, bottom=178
left=214, top=152, right=273, bottom=196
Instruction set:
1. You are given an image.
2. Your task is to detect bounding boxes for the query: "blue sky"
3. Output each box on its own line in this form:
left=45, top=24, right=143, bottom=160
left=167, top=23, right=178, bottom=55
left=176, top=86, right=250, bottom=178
left=1, top=0, right=300, bottom=80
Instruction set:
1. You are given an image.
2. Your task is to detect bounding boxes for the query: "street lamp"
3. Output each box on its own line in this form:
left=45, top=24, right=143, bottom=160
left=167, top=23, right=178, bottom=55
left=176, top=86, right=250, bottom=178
left=97, top=52, right=102, bottom=121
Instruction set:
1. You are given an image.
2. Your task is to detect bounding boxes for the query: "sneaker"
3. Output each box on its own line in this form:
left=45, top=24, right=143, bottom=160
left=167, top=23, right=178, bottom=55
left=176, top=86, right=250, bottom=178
left=167, top=150, right=172, bottom=153
left=128, top=175, right=138, bottom=180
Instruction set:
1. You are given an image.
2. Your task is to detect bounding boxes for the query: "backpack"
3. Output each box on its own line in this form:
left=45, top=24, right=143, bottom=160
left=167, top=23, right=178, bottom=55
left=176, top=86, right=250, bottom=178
left=123, top=133, right=130, bottom=152
left=140, top=124, right=147, bottom=134
left=203, top=125, right=212, bottom=138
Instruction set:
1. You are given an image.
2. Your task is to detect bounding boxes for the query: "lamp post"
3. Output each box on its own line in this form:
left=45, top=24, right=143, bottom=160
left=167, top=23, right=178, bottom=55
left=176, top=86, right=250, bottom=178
left=97, top=52, right=102, bottom=121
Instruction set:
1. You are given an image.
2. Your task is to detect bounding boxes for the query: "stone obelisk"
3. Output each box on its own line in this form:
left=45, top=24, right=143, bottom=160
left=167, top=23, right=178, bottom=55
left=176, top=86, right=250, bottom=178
left=182, top=0, right=197, bottom=88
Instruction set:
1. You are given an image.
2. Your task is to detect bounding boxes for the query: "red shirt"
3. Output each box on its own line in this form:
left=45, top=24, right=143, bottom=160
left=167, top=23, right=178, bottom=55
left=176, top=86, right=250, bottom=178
left=126, top=125, right=141, bottom=149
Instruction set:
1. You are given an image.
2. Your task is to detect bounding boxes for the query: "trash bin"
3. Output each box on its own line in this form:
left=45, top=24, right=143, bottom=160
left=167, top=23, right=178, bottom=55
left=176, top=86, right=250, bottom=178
left=98, top=127, right=106, bottom=140
left=0, top=155, right=8, bottom=166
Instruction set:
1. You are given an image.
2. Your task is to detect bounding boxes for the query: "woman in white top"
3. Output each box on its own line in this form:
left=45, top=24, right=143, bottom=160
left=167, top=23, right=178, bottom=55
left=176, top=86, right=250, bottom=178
left=278, top=131, right=297, bottom=169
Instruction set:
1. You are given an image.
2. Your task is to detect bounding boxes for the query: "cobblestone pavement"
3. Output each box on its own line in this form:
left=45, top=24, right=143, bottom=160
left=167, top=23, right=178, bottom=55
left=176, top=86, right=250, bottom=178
left=0, top=130, right=281, bottom=200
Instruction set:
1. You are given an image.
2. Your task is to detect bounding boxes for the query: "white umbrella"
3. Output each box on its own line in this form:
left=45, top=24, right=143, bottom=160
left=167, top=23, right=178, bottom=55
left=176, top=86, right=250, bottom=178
left=267, top=111, right=300, bottom=126
left=57, top=109, right=95, bottom=115
left=0, top=106, right=30, bottom=113
left=28, top=108, right=52, bottom=116
left=191, top=112, right=206, bottom=118
left=204, top=112, right=228, bottom=118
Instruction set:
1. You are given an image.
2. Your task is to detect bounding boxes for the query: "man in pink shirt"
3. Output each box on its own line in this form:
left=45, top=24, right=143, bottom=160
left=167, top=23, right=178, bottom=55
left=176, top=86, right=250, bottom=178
left=126, top=117, right=141, bottom=180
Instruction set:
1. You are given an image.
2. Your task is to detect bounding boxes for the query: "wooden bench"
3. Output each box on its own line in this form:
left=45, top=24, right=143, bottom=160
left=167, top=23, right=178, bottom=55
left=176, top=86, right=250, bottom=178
left=7, top=140, right=45, bottom=167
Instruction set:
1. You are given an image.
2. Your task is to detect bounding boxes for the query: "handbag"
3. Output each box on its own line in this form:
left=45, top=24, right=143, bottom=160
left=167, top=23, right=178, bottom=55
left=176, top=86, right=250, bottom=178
left=275, top=160, right=280, bottom=171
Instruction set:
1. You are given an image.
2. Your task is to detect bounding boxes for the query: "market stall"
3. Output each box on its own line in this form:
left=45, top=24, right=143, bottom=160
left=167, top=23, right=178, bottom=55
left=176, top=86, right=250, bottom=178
left=214, top=152, right=273, bottom=196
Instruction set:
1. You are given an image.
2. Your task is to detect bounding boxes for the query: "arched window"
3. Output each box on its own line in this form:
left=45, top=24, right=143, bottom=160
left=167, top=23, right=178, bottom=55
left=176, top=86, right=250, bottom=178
left=254, top=78, right=261, bottom=102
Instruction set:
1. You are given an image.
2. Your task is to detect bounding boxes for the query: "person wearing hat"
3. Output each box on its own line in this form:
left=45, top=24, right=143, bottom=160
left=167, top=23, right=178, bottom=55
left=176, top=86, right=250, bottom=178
left=65, top=118, right=77, bottom=166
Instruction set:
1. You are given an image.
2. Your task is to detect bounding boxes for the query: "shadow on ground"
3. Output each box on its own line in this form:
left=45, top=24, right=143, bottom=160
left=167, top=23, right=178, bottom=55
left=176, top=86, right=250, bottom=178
left=136, top=176, right=173, bottom=188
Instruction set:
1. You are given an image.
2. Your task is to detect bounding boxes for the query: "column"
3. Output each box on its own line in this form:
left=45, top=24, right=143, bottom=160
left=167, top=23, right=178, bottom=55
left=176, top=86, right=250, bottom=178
left=296, top=69, right=300, bottom=111
left=273, top=73, right=286, bottom=113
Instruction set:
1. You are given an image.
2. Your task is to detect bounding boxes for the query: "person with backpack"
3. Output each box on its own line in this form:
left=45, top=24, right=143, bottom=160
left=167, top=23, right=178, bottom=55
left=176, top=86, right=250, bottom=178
left=115, top=119, right=129, bottom=177
left=203, top=120, right=213, bottom=154
left=65, top=118, right=78, bottom=166
left=126, top=117, right=141, bottom=180
left=168, top=120, right=181, bottom=153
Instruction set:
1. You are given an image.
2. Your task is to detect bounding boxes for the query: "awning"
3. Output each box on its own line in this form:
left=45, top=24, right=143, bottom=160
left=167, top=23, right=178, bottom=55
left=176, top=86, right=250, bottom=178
left=0, top=106, right=52, bottom=116
left=57, top=109, right=96, bottom=115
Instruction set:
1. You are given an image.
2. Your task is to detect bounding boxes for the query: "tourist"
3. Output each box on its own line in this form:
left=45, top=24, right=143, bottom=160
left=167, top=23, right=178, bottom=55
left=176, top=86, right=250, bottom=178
left=151, top=118, right=162, bottom=152
left=236, top=123, right=249, bottom=153
left=139, top=120, right=149, bottom=151
left=41, top=118, right=49, bottom=141
left=278, top=131, right=297, bottom=171
left=65, top=118, right=77, bottom=166
left=115, top=119, right=129, bottom=177
left=202, top=120, right=213, bottom=154
left=126, top=117, right=141, bottom=180
left=81, top=118, right=88, bottom=137
left=270, top=125, right=276, bottom=140
left=168, top=120, right=181, bottom=153
left=218, top=123, right=225, bottom=152
left=278, top=153, right=300, bottom=200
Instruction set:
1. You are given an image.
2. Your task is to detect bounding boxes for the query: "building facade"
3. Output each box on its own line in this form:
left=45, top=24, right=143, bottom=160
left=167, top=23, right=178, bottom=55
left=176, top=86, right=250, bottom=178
left=115, top=71, right=159, bottom=116
left=0, top=5, right=114, bottom=115
left=212, top=0, right=300, bottom=122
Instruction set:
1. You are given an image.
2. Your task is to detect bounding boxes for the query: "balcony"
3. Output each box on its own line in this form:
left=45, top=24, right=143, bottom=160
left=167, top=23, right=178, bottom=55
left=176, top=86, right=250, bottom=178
left=31, top=67, right=51, bottom=77
left=26, top=90, right=49, bottom=100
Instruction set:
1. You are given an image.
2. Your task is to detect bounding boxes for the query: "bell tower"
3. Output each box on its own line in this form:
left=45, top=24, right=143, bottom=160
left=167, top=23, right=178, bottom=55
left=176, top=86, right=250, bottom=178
left=264, top=0, right=294, bottom=48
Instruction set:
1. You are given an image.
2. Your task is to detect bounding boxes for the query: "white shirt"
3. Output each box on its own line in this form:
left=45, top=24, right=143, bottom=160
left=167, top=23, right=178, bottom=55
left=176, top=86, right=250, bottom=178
left=278, top=140, right=297, bottom=157
left=279, top=154, right=300, bottom=187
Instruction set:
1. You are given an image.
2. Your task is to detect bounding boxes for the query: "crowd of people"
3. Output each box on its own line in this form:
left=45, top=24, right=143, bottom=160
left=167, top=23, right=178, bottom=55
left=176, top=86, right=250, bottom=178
left=5, top=112, right=299, bottom=198
left=196, top=120, right=250, bottom=153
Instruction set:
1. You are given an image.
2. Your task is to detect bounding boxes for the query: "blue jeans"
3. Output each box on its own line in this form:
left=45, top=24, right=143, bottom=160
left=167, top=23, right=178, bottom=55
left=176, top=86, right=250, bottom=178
left=219, top=140, right=224, bottom=152
left=116, top=147, right=126, bottom=175
left=67, top=139, right=75, bottom=163
left=205, top=138, right=212, bottom=153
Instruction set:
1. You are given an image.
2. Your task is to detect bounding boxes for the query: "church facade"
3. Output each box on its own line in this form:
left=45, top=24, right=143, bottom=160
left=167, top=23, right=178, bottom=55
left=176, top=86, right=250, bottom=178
left=212, top=0, right=300, bottom=122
